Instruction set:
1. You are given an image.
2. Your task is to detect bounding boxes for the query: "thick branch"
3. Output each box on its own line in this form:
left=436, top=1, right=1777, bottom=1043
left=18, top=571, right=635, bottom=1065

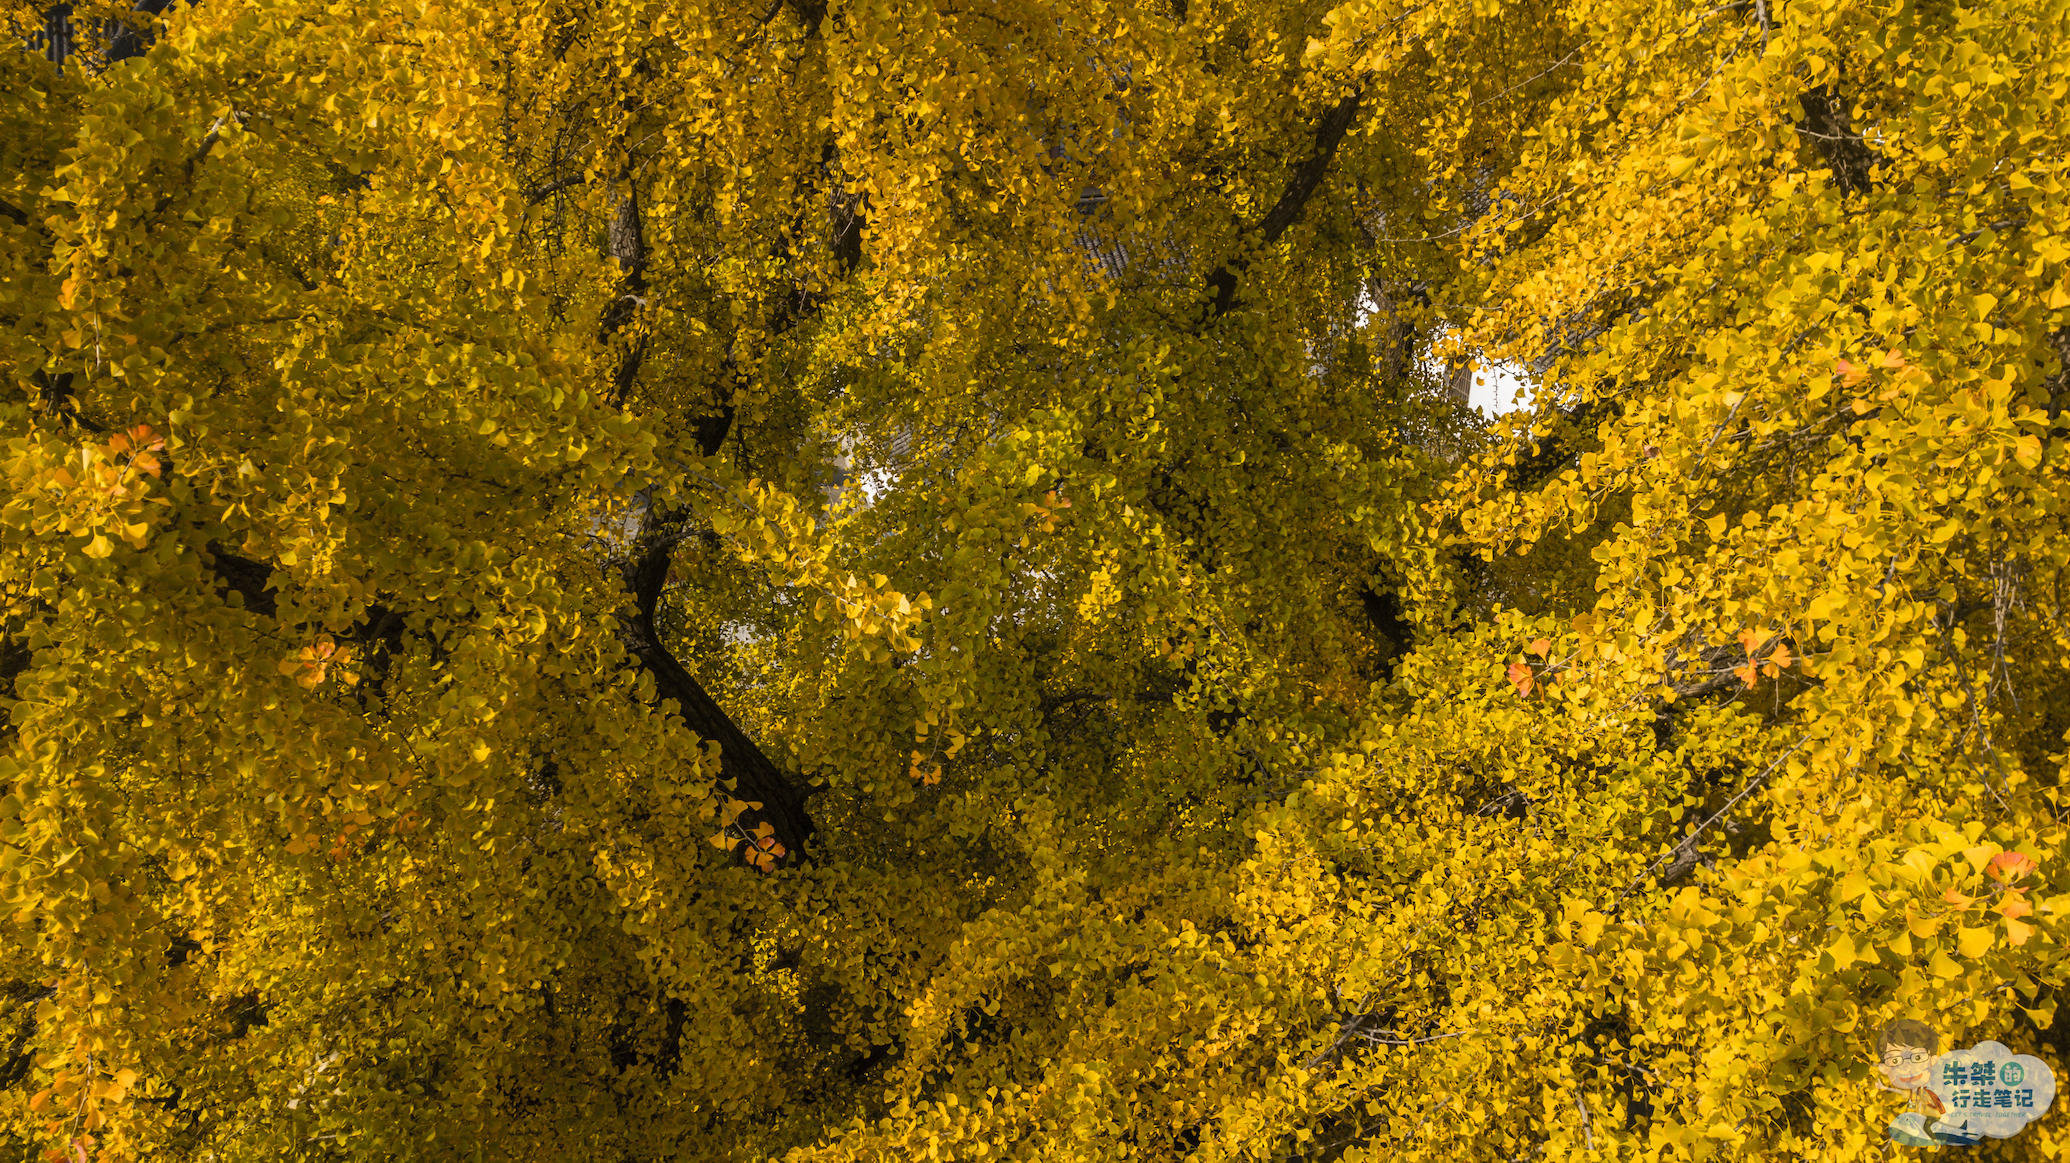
left=205, top=545, right=409, bottom=692
left=1505, top=394, right=1623, bottom=492
left=1795, top=87, right=1881, bottom=197
left=0, top=633, right=30, bottom=750
left=600, top=184, right=650, bottom=409
left=2042, top=326, right=2070, bottom=426
left=150, top=115, right=225, bottom=218
left=0, top=983, right=55, bottom=1091
left=108, top=0, right=174, bottom=63
left=207, top=544, right=278, bottom=617
left=205, top=538, right=807, bottom=855
left=1358, top=584, right=1412, bottom=681
left=33, top=370, right=107, bottom=433
left=590, top=160, right=809, bottom=861
left=523, top=173, right=587, bottom=205
left=1256, top=89, right=1365, bottom=247
left=791, top=0, right=827, bottom=36
left=1204, top=86, right=1365, bottom=319
left=1613, top=737, right=1809, bottom=912
left=617, top=527, right=814, bottom=861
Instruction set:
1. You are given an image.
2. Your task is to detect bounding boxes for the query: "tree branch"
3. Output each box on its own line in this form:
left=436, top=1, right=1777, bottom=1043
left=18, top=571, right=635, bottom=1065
left=1204, top=86, right=1365, bottom=319
left=150, top=115, right=225, bottom=218
left=523, top=173, right=587, bottom=205
left=616, top=517, right=814, bottom=862
left=588, top=151, right=808, bottom=861
left=1795, top=87, right=1881, bottom=197
left=1256, top=89, right=1366, bottom=247
left=204, top=534, right=808, bottom=857
left=1358, top=584, right=1412, bottom=681
left=204, top=545, right=410, bottom=694
left=1614, top=735, right=1809, bottom=910
left=600, top=181, right=650, bottom=409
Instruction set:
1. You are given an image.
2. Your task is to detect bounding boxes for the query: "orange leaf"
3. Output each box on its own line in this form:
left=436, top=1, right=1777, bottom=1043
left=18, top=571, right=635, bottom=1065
left=2006, top=916, right=2035, bottom=946
left=1736, top=628, right=1761, bottom=654
left=1998, top=895, right=2033, bottom=920
left=1506, top=661, right=1534, bottom=697
left=1768, top=643, right=1792, bottom=670
left=1527, top=638, right=1551, bottom=657
left=1733, top=663, right=1757, bottom=688
left=1987, top=851, right=2036, bottom=882
left=1835, top=357, right=1868, bottom=387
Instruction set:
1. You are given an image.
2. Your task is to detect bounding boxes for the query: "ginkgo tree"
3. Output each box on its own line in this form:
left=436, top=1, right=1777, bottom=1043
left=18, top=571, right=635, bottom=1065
left=2, top=0, right=2067, bottom=1159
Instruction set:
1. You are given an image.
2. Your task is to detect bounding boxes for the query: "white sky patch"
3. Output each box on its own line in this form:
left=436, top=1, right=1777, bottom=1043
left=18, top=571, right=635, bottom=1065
left=1469, top=361, right=1535, bottom=418
left=857, top=466, right=896, bottom=503
left=1363, top=306, right=1538, bottom=419
left=822, top=439, right=901, bottom=512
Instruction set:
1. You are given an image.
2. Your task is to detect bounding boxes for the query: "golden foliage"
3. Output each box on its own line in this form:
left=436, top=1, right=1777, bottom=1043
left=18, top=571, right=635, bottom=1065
left=2, top=0, right=2067, bottom=1158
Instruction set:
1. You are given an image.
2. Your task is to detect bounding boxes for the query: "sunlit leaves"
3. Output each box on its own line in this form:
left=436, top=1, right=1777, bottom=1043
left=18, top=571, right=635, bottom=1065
left=4, top=0, right=2067, bottom=1157
left=276, top=635, right=354, bottom=688
left=708, top=800, right=784, bottom=871
left=1, top=422, right=170, bottom=561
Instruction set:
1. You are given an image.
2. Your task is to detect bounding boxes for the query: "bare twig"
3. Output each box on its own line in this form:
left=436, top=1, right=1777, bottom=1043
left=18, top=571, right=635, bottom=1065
left=1615, top=735, right=1810, bottom=908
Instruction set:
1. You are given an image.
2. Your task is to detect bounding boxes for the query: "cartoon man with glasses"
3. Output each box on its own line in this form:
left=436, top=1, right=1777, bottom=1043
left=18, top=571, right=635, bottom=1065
left=1878, top=1020, right=1950, bottom=1147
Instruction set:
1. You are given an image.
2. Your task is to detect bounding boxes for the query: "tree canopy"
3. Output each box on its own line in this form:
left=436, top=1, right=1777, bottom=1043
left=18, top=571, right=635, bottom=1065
left=3, top=0, right=2068, bottom=1158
